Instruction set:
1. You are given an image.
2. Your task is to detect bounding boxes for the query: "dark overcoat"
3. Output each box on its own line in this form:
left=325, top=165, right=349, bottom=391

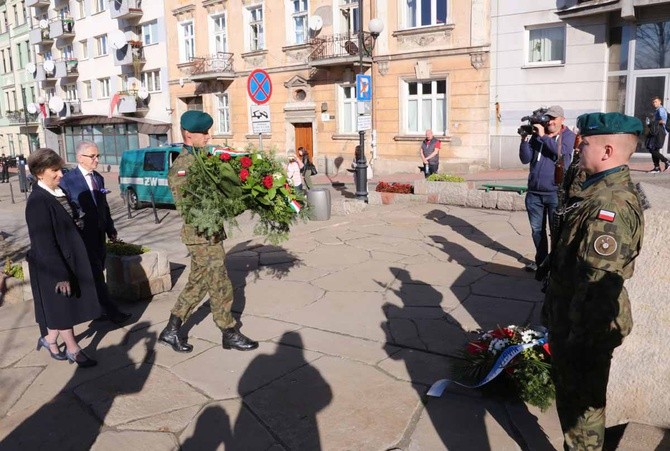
left=25, top=185, right=101, bottom=329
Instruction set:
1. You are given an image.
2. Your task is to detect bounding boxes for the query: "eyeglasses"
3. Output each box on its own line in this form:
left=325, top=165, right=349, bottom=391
left=81, top=154, right=100, bottom=160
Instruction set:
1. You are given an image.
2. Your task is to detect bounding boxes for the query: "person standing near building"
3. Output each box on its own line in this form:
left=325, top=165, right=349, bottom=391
left=0, top=153, right=9, bottom=183
left=646, top=96, right=669, bottom=173
left=542, top=112, right=644, bottom=450
left=519, top=105, right=576, bottom=272
left=420, top=129, right=441, bottom=177
left=60, top=141, right=131, bottom=325
left=158, top=110, right=258, bottom=353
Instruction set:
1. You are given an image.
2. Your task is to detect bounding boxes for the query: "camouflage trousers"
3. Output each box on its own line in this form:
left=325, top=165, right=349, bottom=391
left=171, top=242, right=235, bottom=330
left=550, top=337, right=615, bottom=451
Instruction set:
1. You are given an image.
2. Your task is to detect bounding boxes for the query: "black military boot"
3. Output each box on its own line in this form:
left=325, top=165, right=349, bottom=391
left=159, top=314, right=193, bottom=353
left=222, top=327, right=258, bottom=351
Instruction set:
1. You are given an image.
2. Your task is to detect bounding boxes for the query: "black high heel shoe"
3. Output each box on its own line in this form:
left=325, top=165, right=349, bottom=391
left=65, top=349, right=97, bottom=368
left=36, top=337, right=67, bottom=361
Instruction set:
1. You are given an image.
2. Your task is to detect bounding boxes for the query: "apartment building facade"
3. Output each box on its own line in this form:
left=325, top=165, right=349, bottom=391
left=490, top=0, right=670, bottom=168
left=25, top=0, right=171, bottom=167
left=165, top=0, right=490, bottom=175
left=0, top=0, right=40, bottom=157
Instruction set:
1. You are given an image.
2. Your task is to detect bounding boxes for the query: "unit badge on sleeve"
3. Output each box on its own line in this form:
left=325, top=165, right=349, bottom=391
left=593, top=234, right=617, bottom=256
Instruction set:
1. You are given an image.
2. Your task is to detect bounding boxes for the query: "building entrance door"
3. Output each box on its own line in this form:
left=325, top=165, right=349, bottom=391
left=633, top=75, right=669, bottom=154
left=294, top=123, right=313, bottom=160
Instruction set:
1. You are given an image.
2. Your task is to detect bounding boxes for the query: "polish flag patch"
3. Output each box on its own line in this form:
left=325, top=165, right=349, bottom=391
left=597, top=209, right=615, bottom=222
left=177, top=170, right=186, bottom=177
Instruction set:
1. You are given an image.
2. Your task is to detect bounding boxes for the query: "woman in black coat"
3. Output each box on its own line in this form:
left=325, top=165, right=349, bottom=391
left=26, top=148, right=100, bottom=367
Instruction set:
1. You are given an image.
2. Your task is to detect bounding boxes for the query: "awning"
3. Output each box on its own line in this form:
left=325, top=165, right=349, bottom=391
left=58, top=115, right=171, bottom=134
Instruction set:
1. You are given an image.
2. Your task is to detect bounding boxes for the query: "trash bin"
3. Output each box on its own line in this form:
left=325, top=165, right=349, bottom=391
left=17, top=159, right=28, bottom=193
left=306, top=188, right=331, bottom=221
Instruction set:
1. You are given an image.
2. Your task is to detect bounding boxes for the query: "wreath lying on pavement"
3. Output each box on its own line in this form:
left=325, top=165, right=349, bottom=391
left=177, top=146, right=308, bottom=244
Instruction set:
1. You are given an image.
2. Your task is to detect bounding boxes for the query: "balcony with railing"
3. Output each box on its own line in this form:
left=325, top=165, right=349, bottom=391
left=35, top=62, right=57, bottom=82
left=187, top=53, right=235, bottom=81
left=109, top=0, right=143, bottom=19
left=5, top=110, right=39, bottom=124
left=55, top=58, right=78, bottom=78
left=26, top=0, right=50, bottom=7
left=114, top=41, right=144, bottom=66
left=49, top=18, right=75, bottom=39
left=65, top=100, right=82, bottom=116
left=308, top=32, right=375, bottom=67
left=116, top=92, right=148, bottom=114
left=29, top=26, right=53, bottom=46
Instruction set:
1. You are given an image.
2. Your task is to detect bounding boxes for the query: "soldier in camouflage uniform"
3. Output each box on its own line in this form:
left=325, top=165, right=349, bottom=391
left=158, top=111, right=258, bottom=353
left=542, top=112, right=644, bottom=451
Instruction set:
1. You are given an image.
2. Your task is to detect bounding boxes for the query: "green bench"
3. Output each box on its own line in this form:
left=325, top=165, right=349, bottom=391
left=480, top=184, right=528, bottom=194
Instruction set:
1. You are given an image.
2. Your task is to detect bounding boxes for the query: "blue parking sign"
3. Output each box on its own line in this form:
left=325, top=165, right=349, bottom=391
left=356, top=74, right=372, bottom=102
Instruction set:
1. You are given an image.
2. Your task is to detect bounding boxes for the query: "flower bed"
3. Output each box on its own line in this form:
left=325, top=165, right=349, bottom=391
left=178, top=147, right=308, bottom=244
left=375, top=182, right=414, bottom=194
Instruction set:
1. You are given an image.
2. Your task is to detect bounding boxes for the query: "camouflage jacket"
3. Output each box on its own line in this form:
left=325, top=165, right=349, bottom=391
left=168, top=146, right=223, bottom=245
left=543, top=165, right=643, bottom=348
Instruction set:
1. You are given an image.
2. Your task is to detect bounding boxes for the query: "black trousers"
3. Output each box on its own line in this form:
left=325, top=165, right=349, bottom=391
left=649, top=149, right=668, bottom=167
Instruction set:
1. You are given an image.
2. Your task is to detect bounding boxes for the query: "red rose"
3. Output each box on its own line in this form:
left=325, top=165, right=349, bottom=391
left=220, top=152, right=231, bottom=161
left=491, top=327, right=514, bottom=339
left=239, top=169, right=249, bottom=182
left=240, top=156, right=253, bottom=168
left=262, top=175, right=274, bottom=189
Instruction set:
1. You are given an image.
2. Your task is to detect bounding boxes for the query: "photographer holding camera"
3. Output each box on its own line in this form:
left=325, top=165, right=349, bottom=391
left=519, top=105, right=576, bottom=272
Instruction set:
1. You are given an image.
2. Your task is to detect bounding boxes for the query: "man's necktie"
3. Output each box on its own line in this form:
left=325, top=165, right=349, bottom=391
left=87, top=173, right=99, bottom=205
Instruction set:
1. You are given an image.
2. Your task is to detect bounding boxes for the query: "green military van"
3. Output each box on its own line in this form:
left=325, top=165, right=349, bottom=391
left=119, top=145, right=182, bottom=209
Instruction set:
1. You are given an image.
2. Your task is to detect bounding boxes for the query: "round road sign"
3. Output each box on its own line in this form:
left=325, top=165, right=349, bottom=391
left=247, top=69, right=273, bottom=105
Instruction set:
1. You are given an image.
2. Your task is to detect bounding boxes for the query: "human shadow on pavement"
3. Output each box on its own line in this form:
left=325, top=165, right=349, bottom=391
left=181, top=405, right=233, bottom=451
left=180, top=241, right=300, bottom=336
left=235, top=331, right=332, bottom=450
left=0, top=324, right=156, bottom=450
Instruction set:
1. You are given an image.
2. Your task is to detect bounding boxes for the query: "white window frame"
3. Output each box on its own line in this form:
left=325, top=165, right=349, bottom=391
left=77, top=0, right=86, bottom=19
left=246, top=5, right=264, bottom=52
left=98, top=77, right=110, bottom=98
left=216, top=92, right=231, bottom=134
left=287, top=0, right=308, bottom=45
left=209, top=13, right=227, bottom=54
left=95, top=34, right=108, bottom=56
left=81, top=80, right=92, bottom=100
left=94, top=0, right=106, bottom=14
left=338, top=84, right=357, bottom=134
left=525, top=24, right=566, bottom=66
left=62, top=44, right=74, bottom=60
left=402, top=79, right=447, bottom=135
left=142, top=70, right=161, bottom=92
left=80, top=39, right=88, bottom=59
left=336, top=0, right=359, bottom=35
left=64, top=83, right=78, bottom=101
left=178, top=20, right=195, bottom=62
left=404, top=0, right=448, bottom=29
left=141, top=20, right=158, bottom=46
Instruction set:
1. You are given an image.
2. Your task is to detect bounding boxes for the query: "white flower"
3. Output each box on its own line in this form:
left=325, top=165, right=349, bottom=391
left=521, top=331, right=534, bottom=343
left=273, top=172, right=283, bottom=180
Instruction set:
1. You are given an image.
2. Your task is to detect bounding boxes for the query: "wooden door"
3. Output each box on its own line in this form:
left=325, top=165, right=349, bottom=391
left=294, top=123, right=313, bottom=161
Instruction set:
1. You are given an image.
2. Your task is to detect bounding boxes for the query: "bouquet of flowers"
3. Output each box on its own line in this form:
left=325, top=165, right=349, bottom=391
left=177, top=146, right=308, bottom=244
left=455, top=325, right=555, bottom=411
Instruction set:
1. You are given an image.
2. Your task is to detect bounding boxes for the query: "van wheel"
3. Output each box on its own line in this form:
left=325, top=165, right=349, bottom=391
left=127, top=188, right=141, bottom=210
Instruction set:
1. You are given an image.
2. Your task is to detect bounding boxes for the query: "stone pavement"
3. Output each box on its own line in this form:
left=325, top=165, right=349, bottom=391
left=0, top=169, right=667, bottom=450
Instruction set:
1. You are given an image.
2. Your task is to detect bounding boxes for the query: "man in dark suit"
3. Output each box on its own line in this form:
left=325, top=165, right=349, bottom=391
left=60, top=141, right=130, bottom=325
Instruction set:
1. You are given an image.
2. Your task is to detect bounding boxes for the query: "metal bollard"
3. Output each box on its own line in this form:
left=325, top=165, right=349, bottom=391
left=149, top=187, right=160, bottom=224
left=9, top=183, right=14, bottom=204
left=126, top=189, right=132, bottom=219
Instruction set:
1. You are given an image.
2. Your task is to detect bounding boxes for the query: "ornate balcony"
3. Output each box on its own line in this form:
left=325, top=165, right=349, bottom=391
left=26, top=0, right=50, bottom=7
left=109, top=0, right=143, bottom=19
left=188, top=53, right=235, bottom=81
left=6, top=110, right=39, bottom=124
left=114, top=41, right=144, bottom=66
left=308, top=32, right=375, bottom=68
left=29, top=27, right=53, bottom=46
left=49, top=18, right=75, bottom=39
left=55, top=58, right=78, bottom=78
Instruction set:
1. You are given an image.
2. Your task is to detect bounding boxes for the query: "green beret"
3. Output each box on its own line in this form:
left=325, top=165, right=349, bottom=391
left=180, top=110, right=213, bottom=133
left=577, top=112, right=643, bottom=137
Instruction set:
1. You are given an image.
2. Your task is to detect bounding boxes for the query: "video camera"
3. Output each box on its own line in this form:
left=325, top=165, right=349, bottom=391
left=517, top=108, right=551, bottom=138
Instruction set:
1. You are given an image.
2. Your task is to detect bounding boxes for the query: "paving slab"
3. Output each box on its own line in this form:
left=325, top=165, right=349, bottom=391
left=179, top=400, right=281, bottom=450
left=186, top=311, right=301, bottom=345
left=404, top=259, right=488, bottom=288
left=0, top=393, right=101, bottom=450
left=377, top=348, right=458, bottom=387
left=0, top=367, right=42, bottom=416
left=171, top=341, right=322, bottom=400
left=348, top=235, right=427, bottom=257
left=0, top=301, right=35, bottom=331
left=297, top=243, right=371, bottom=271
left=505, top=401, right=563, bottom=450
left=0, top=326, right=43, bottom=368
left=233, top=279, right=325, bottom=317
left=311, top=260, right=401, bottom=292
left=449, top=295, right=535, bottom=332
left=471, top=273, right=545, bottom=303
left=117, top=404, right=202, bottom=433
left=91, top=430, right=178, bottom=450
left=245, top=355, right=421, bottom=450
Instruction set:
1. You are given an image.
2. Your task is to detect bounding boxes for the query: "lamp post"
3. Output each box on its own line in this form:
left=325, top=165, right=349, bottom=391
left=355, top=1, right=383, bottom=201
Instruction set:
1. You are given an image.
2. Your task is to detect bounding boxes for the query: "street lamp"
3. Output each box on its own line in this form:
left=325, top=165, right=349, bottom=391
left=355, top=3, right=383, bottom=201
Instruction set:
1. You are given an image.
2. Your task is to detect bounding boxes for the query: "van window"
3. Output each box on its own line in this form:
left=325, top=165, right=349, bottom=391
left=169, top=151, right=180, bottom=167
left=143, top=151, right=165, bottom=171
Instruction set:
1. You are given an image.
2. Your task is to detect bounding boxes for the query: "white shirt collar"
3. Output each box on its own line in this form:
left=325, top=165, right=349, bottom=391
left=38, top=180, right=66, bottom=197
left=78, top=165, right=93, bottom=177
